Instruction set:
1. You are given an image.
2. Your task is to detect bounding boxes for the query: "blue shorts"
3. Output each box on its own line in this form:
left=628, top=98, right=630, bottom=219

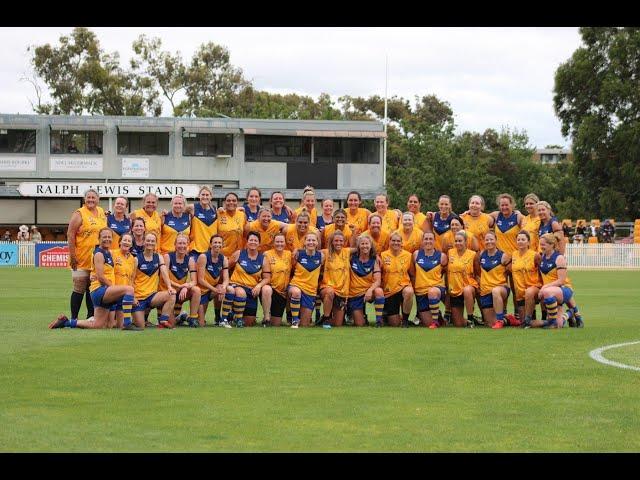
left=110, top=299, right=122, bottom=312
left=561, top=286, right=573, bottom=304
left=133, top=293, right=157, bottom=312
left=416, top=288, right=446, bottom=312
left=233, top=285, right=258, bottom=311
left=200, top=291, right=214, bottom=305
left=287, top=285, right=316, bottom=310
left=479, top=287, right=510, bottom=309
left=90, top=286, right=115, bottom=310
left=347, top=295, right=369, bottom=313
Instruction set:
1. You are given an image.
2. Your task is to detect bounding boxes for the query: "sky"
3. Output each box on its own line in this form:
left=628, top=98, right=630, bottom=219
left=0, top=27, right=583, bottom=148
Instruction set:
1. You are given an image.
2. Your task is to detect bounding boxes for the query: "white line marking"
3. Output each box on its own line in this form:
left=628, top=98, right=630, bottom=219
left=589, top=341, right=640, bottom=371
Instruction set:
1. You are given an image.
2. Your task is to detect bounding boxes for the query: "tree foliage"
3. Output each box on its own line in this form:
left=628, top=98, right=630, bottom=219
left=554, top=27, right=640, bottom=219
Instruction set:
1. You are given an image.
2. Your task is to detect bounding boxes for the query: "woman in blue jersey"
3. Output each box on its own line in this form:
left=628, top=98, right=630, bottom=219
left=269, top=191, right=295, bottom=224
left=243, top=187, right=262, bottom=223
left=426, top=195, right=456, bottom=251
left=186, top=186, right=218, bottom=262
left=533, top=233, right=584, bottom=328
left=474, top=231, right=512, bottom=329
left=197, top=234, right=231, bottom=328
left=160, top=195, right=192, bottom=255
left=537, top=201, right=565, bottom=254
left=49, top=228, right=136, bottom=330
left=288, top=232, right=325, bottom=328
left=347, top=235, right=385, bottom=327
left=130, top=217, right=147, bottom=259
left=106, top=196, right=131, bottom=249
left=316, top=198, right=335, bottom=233
left=413, top=231, right=448, bottom=328
left=225, top=231, right=272, bottom=327
left=162, top=233, right=202, bottom=327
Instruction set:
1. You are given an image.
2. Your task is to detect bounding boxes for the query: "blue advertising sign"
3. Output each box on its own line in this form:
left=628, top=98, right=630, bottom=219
left=35, top=242, right=69, bottom=267
left=0, top=243, right=19, bottom=266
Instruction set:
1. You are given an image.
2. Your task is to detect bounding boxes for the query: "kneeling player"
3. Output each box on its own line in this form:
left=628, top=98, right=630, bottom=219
left=162, top=233, right=202, bottom=327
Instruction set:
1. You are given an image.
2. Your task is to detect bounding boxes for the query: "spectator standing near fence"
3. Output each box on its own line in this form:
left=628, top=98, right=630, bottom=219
left=17, top=225, right=29, bottom=241
left=30, top=226, right=42, bottom=243
left=2, top=230, right=11, bottom=242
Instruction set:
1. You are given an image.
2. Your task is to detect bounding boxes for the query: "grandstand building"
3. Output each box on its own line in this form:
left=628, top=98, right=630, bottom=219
left=0, top=114, right=385, bottom=240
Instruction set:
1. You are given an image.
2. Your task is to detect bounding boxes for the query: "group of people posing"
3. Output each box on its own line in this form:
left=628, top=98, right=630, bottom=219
left=48, top=185, right=584, bottom=331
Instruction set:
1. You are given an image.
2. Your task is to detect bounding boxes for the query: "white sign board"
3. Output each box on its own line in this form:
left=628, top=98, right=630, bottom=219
left=122, top=157, right=149, bottom=178
left=18, top=182, right=201, bottom=198
left=50, top=156, right=103, bottom=172
left=0, top=156, right=36, bottom=171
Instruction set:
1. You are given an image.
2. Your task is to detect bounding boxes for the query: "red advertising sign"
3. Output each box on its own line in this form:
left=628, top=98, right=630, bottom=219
left=39, top=245, right=70, bottom=268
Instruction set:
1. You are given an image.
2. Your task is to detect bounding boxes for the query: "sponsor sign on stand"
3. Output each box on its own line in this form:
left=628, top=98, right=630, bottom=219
left=0, top=243, right=19, bottom=266
left=35, top=242, right=70, bottom=267
left=18, top=182, right=201, bottom=198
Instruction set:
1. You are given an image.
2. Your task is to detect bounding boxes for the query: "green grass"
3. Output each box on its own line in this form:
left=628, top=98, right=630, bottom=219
left=1, top=268, right=639, bottom=452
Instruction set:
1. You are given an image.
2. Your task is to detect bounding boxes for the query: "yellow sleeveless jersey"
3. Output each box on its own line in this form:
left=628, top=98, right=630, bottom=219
left=134, top=252, right=161, bottom=300
left=495, top=212, right=520, bottom=254
left=349, top=254, right=377, bottom=297
left=295, top=206, right=318, bottom=227
left=133, top=208, right=162, bottom=240
left=346, top=207, right=370, bottom=233
left=362, top=229, right=389, bottom=255
left=511, top=249, right=541, bottom=300
left=440, top=229, right=476, bottom=252
left=522, top=215, right=541, bottom=252
left=378, top=210, right=399, bottom=233
left=413, top=211, right=427, bottom=229
left=249, top=219, right=282, bottom=253
left=73, top=205, right=107, bottom=270
left=111, top=249, right=136, bottom=286
left=284, top=224, right=320, bottom=252
left=539, top=251, right=573, bottom=289
left=160, top=213, right=191, bottom=255
left=160, top=252, right=191, bottom=291
left=479, top=250, right=508, bottom=296
left=230, top=249, right=264, bottom=288
left=461, top=212, right=492, bottom=250
left=323, top=224, right=353, bottom=248
left=380, top=249, right=412, bottom=298
left=264, top=249, right=292, bottom=295
left=89, top=247, right=115, bottom=293
left=290, top=249, right=323, bottom=296
left=199, top=251, right=225, bottom=295
left=447, top=248, right=478, bottom=296
left=189, top=203, right=218, bottom=254
left=320, top=248, right=351, bottom=297
left=413, top=249, right=445, bottom=295
left=393, top=227, right=423, bottom=253
left=216, top=210, right=247, bottom=257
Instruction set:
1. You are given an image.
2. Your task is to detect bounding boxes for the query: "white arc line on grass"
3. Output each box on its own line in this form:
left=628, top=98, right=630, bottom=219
left=589, top=341, right=640, bottom=372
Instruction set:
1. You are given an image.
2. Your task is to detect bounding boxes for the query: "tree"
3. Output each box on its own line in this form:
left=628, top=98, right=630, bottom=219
left=554, top=27, right=640, bottom=220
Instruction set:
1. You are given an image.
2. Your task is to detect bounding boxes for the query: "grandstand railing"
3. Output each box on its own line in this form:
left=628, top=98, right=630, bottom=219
left=2, top=241, right=640, bottom=269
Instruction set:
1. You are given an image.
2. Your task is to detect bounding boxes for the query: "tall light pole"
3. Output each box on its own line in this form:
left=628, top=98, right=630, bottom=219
left=383, top=54, right=388, bottom=187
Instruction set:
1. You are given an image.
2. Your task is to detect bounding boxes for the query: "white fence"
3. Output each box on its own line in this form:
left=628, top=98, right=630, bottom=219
left=2, top=241, right=640, bottom=269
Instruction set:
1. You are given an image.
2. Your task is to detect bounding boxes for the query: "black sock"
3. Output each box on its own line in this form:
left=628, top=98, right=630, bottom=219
left=467, top=314, right=474, bottom=321
left=541, top=309, right=547, bottom=320
left=215, top=309, right=221, bottom=323
left=85, top=287, right=94, bottom=318
left=70, top=291, right=84, bottom=320
left=402, top=312, right=409, bottom=322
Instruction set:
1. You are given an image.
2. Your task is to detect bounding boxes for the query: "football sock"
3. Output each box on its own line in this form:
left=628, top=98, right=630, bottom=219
left=290, top=297, right=301, bottom=325
left=220, top=293, right=234, bottom=322
left=158, top=314, right=170, bottom=325
left=496, top=311, right=505, bottom=324
left=374, top=297, right=385, bottom=325
left=544, top=297, right=558, bottom=324
left=70, top=291, right=83, bottom=321
left=122, top=294, right=134, bottom=327
left=233, top=296, right=246, bottom=323
left=85, top=287, right=94, bottom=318
left=214, top=308, right=221, bottom=323
left=428, top=298, right=440, bottom=323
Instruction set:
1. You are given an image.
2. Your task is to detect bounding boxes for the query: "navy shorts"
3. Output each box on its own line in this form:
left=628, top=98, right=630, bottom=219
left=416, top=288, right=445, bottom=312
left=347, top=295, right=366, bottom=313
left=133, top=293, right=157, bottom=312
left=479, top=287, right=510, bottom=309
left=561, top=286, right=573, bottom=304
left=90, top=286, right=115, bottom=309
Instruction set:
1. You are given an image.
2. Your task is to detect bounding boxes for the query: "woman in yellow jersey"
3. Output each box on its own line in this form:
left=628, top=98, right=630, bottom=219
left=461, top=195, right=494, bottom=251
left=50, top=228, right=135, bottom=331
left=426, top=195, right=456, bottom=251
left=347, top=235, right=385, bottom=327
left=283, top=211, right=320, bottom=252
left=392, top=212, right=424, bottom=253
left=345, top=191, right=371, bottom=234
left=288, top=232, right=325, bottom=328
left=319, top=230, right=355, bottom=327
left=361, top=213, right=389, bottom=254
left=106, top=196, right=131, bottom=250
left=294, top=186, right=319, bottom=227
left=161, top=234, right=202, bottom=327
left=380, top=232, right=415, bottom=327
left=447, top=230, right=480, bottom=328
left=322, top=209, right=354, bottom=249
left=108, top=232, right=138, bottom=329
left=317, top=198, right=334, bottom=233
left=269, top=191, right=295, bottom=224
left=474, top=231, right=512, bottom=329
left=66, top=188, right=107, bottom=325
left=262, top=233, right=293, bottom=327
left=216, top=192, right=248, bottom=259
left=197, top=234, right=231, bottom=328
left=130, top=217, right=147, bottom=259
left=510, top=230, right=542, bottom=327
left=534, top=233, right=584, bottom=329
left=132, top=232, right=176, bottom=329
left=407, top=194, right=428, bottom=230
left=244, top=207, right=288, bottom=253
left=521, top=193, right=541, bottom=252
left=186, top=186, right=218, bottom=259
left=537, top=201, right=565, bottom=254
left=243, top=187, right=262, bottom=223
left=130, top=192, right=162, bottom=240
left=159, top=195, right=192, bottom=255
left=440, top=216, right=480, bottom=253
left=225, top=231, right=271, bottom=327
left=413, top=231, right=448, bottom=328
left=374, top=193, right=401, bottom=233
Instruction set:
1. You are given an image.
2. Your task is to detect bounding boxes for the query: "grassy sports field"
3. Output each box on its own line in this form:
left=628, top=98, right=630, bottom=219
left=1, top=268, right=639, bottom=452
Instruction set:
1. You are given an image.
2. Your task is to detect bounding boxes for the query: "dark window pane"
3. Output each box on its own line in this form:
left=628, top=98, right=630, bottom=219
left=182, top=133, right=233, bottom=157
left=50, top=130, right=102, bottom=155
left=0, top=130, right=36, bottom=153
left=245, top=135, right=310, bottom=163
left=119, top=132, right=168, bottom=155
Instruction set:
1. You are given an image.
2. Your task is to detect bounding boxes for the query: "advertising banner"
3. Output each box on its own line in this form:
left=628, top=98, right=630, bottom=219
left=0, top=243, right=19, bottom=266
left=35, top=242, right=69, bottom=267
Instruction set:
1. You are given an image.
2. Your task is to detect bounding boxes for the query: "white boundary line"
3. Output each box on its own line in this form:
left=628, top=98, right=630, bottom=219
left=589, top=341, right=640, bottom=372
